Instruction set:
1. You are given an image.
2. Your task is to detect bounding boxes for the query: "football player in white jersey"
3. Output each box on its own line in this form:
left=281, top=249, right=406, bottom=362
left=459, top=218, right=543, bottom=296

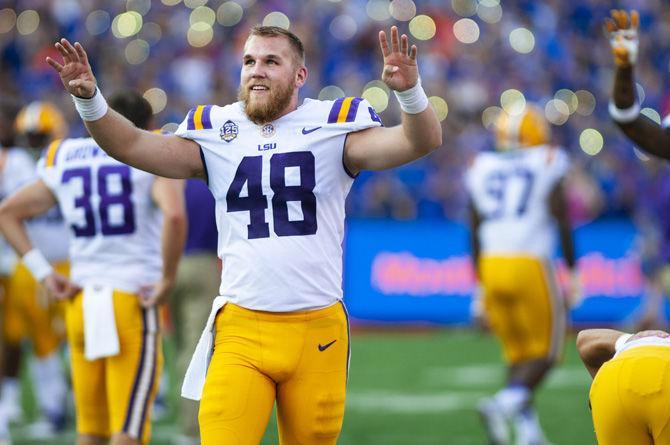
left=577, top=328, right=670, bottom=444
left=0, top=91, right=187, bottom=445
left=0, top=101, right=71, bottom=438
left=465, top=105, right=577, bottom=445
left=46, top=24, right=442, bottom=444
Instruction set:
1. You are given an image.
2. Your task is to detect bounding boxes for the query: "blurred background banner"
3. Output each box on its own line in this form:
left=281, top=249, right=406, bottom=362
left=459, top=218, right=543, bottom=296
left=344, top=218, right=644, bottom=325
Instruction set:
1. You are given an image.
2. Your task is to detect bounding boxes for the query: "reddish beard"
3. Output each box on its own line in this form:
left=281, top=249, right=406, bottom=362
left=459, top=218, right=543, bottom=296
left=238, top=78, right=294, bottom=125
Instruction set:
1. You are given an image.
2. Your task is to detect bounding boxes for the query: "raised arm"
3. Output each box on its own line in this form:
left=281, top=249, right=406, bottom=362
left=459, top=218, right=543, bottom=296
left=605, top=10, right=670, bottom=160
left=46, top=39, right=203, bottom=179
left=344, top=27, right=442, bottom=175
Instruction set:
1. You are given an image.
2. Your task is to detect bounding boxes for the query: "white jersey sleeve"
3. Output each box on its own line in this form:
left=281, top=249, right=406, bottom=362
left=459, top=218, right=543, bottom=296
left=174, top=98, right=381, bottom=312
left=36, top=138, right=163, bottom=292
left=468, top=145, right=570, bottom=258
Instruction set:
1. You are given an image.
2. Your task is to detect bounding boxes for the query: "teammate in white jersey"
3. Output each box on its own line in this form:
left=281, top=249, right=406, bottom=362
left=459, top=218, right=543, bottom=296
left=0, top=91, right=187, bottom=445
left=47, top=24, right=442, bottom=444
left=0, top=101, right=72, bottom=439
left=465, top=105, right=577, bottom=445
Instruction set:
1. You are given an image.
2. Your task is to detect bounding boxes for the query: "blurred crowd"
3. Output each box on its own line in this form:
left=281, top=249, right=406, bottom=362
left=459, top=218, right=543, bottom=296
left=2, top=0, right=670, bottom=224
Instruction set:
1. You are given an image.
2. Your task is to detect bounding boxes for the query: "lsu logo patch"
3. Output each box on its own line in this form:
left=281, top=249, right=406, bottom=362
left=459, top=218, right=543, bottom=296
left=220, top=120, right=239, bottom=142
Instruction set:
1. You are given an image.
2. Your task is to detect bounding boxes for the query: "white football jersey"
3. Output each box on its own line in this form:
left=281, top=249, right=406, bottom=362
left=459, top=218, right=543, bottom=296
left=38, top=138, right=162, bottom=292
left=465, top=145, right=570, bottom=258
left=175, top=97, right=383, bottom=311
left=0, top=148, right=39, bottom=274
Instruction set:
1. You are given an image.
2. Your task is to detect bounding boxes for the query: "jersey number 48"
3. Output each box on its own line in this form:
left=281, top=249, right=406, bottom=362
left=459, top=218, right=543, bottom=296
left=227, top=152, right=317, bottom=239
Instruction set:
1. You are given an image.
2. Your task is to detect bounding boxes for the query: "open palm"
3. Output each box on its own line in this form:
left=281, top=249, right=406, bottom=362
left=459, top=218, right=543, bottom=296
left=46, top=38, right=97, bottom=98
left=379, top=26, right=419, bottom=92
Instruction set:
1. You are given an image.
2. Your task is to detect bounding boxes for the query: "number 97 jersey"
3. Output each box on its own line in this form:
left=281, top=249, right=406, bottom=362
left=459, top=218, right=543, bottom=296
left=465, top=145, right=569, bottom=258
left=175, top=98, right=382, bottom=312
left=37, top=137, right=162, bottom=292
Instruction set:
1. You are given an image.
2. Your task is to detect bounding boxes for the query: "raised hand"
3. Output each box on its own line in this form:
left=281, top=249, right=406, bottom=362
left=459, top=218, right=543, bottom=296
left=604, top=9, right=639, bottom=67
left=46, top=38, right=97, bottom=98
left=379, top=26, right=418, bottom=92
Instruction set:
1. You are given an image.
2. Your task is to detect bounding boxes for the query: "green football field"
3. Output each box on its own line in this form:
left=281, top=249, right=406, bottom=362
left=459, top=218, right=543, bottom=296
left=12, top=329, right=596, bottom=444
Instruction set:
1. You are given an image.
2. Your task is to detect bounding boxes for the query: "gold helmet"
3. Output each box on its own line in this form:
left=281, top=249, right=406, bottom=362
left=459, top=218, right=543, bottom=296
left=493, top=104, right=550, bottom=151
left=15, top=101, right=68, bottom=147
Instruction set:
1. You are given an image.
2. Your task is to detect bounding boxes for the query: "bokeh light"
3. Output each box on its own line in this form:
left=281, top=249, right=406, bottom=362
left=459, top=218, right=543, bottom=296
left=318, top=86, right=345, bottom=101
left=634, top=148, right=650, bottom=162
left=575, top=90, right=596, bottom=116
left=187, top=24, right=213, bottom=47
left=429, top=96, right=449, bottom=121
left=636, top=82, right=646, bottom=104
left=409, top=15, right=436, bottom=40
left=500, top=89, right=526, bottom=116
left=482, top=106, right=502, bottom=129
left=477, top=3, right=502, bottom=24
left=263, top=11, right=290, bottom=29
left=144, top=88, right=168, bottom=114
left=0, top=9, right=16, bottom=34
left=367, top=0, right=392, bottom=22
left=555, top=89, right=578, bottom=114
left=161, top=122, right=179, bottom=133
left=125, top=39, right=150, bottom=65
left=187, top=23, right=213, bottom=45
left=140, top=22, right=162, bottom=45
left=453, top=18, right=480, bottom=44
left=390, top=0, right=417, bottom=21
left=330, top=15, right=357, bottom=41
left=579, top=129, right=604, bottom=156
left=509, top=28, right=535, bottom=54
left=191, top=6, right=216, bottom=27
left=545, top=99, right=570, bottom=125
left=127, top=0, right=151, bottom=16
left=184, top=0, right=208, bottom=8
left=217, top=2, right=244, bottom=27
left=161, top=0, right=181, bottom=5
left=641, top=107, right=661, bottom=124
left=363, top=87, right=390, bottom=113
left=17, top=10, right=40, bottom=35
left=451, top=0, right=477, bottom=17
left=86, top=10, right=111, bottom=36
left=112, top=11, right=143, bottom=38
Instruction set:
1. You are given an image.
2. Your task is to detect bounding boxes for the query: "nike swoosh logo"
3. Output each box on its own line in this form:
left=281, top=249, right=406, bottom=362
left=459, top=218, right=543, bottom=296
left=318, top=339, right=337, bottom=351
left=302, top=126, right=322, bottom=135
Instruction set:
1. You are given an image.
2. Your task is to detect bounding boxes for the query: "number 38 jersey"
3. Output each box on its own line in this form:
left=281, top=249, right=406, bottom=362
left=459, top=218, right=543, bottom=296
left=175, top=98, right=382, bottom=312
left=37, top=138, right=162, bottom=292
left=465, top=145, right=569, bottom=259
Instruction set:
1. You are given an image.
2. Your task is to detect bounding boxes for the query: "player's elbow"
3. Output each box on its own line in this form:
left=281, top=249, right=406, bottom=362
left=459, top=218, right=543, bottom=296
left=423, top=126, right=443, bottom=154
left=576, top=330, right=609, bottom=367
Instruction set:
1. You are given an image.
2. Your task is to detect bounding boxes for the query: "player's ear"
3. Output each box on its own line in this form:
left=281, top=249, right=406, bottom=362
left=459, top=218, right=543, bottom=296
left=295, top=65, right=307, bottom=88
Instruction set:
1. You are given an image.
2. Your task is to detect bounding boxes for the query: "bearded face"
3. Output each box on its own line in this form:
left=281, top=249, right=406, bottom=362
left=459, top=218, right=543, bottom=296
left=239, top=35, right=305, bottom=125
left=238, top=72, right=295, bottom=125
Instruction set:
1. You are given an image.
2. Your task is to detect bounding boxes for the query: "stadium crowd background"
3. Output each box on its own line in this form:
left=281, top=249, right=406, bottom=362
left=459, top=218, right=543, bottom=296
left=1, top=0, right=669, bottom=225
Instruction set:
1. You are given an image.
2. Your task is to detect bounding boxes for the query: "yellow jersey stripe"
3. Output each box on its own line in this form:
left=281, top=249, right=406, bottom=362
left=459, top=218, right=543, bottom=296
left=45, top=139, right=63, bottom=167
left=193, top=105, right=206, bottom=130
left=337, top=97, right=354, bottom=123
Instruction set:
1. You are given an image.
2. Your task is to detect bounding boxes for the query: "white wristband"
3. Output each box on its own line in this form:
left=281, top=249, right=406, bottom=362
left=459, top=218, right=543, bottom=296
left=72, top=87, right=108, bottom=122
left=609, top=100, right=640, bottom=123
left=614, top=333, right=633, bottom=352
left=23, top=248, right=54, bottom=282
left=394, top=79, right=429, bottom=114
